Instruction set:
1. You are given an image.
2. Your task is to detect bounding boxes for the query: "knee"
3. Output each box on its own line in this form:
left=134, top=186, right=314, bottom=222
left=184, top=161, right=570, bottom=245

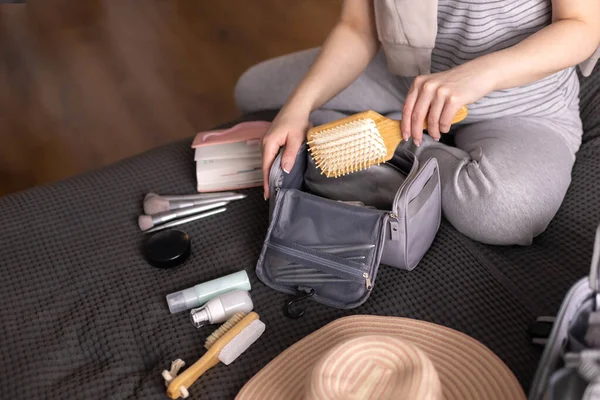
left=233, top=62, right=267, bottom=114
left=444, top=175, right=567, bottom=246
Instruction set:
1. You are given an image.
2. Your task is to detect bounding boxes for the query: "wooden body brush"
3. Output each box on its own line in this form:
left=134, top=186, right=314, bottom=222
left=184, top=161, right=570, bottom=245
left=307, top=105, right=468, bottom=177
left=162, top=311, right=265, bottom=399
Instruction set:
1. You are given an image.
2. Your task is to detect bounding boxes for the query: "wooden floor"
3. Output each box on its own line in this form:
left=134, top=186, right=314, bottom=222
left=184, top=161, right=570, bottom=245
left=0, top=0, right=340, bottom=196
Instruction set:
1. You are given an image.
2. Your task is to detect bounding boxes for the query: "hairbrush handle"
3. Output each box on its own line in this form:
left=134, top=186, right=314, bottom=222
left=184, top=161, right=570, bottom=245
left=422, top=105, right=468, bottom=130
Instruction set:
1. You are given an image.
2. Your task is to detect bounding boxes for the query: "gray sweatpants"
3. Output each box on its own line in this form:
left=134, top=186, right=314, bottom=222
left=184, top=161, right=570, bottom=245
left=234, top=48, right=583, bottom=245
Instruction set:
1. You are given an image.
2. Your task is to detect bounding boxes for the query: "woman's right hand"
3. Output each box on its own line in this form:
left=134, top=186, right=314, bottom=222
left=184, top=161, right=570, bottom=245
left=261, top=109, right=310, bottom=200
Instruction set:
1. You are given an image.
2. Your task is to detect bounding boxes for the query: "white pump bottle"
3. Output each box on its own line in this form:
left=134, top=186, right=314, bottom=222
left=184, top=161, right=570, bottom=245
left=189, top=290, right=254, bottom=328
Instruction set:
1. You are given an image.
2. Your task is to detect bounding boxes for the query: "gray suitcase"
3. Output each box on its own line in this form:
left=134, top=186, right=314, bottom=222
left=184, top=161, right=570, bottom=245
left=529, top=223, right=600, bottom=399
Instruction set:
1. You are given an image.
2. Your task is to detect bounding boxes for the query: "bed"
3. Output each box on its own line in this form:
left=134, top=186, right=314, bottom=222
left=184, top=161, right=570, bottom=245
left=0, top=68, right=599, bottom=399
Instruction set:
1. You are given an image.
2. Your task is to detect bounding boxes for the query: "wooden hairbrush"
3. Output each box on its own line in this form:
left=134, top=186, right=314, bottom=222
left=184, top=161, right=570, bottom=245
left=307, top=105, right=468, bottom=177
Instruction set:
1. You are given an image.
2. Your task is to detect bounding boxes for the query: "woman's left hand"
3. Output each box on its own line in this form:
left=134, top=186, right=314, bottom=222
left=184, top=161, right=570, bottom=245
left=401, top=62, right=496, bottom=145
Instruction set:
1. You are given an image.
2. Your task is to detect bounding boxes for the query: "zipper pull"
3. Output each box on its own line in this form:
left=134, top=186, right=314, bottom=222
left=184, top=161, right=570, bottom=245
left=363, top=273, right=372, bottom=290
left=389, top=213, right=400, bottom=241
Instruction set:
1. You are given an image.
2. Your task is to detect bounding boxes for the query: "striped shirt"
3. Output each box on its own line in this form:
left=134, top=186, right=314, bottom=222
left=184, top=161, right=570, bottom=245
left=431, top=0, right=581, bottom=127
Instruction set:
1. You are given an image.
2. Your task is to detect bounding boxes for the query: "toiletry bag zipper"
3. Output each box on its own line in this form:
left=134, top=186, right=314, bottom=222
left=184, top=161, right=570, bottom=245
left=269, top=151, right=285, bottom=193
left=387, top=157, right=438, bottom=242
left=386, top=160, right=416, bottom=242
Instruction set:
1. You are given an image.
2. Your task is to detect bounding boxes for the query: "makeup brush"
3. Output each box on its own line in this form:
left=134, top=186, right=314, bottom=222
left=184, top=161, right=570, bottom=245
left=144, top=192, right=237, bottom=202
left=138, top=201, right=228, bottom=231
left=307, top=105, right=468, bottom=177
left=144, top=193, right=246, bottom=215
left=144, top=207, right=227, bottom=233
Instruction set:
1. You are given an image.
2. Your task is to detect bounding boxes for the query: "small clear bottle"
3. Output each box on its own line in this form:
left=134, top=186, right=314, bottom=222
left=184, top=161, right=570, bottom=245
left=190, top=290, right=254, bottom=328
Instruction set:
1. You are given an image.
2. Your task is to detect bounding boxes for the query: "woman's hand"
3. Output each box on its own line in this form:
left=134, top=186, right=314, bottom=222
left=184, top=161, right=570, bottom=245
left=401, top=62, right=496, bottom=145
left=261, top=109, right=310, bottom=200
left=402, top=0, right=600, bottom=146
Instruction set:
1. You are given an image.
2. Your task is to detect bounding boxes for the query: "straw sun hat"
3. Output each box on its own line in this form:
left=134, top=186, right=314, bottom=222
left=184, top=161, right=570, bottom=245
left=236, top=315, right=526, bottom=400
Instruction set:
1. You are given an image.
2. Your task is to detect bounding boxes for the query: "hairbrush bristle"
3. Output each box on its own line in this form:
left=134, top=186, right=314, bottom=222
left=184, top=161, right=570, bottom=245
left=204, top=312, right=246, bottom=350
left=308, top=118, right=387, bottom=177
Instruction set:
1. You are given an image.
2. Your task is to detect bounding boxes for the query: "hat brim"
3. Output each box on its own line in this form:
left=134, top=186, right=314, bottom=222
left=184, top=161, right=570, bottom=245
left=236, top=315, right=526, bottom=400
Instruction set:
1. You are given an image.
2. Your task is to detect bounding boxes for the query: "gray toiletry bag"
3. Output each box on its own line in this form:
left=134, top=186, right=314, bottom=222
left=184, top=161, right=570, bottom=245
left=528, top=223, right=600, bottom=400
left=255, top=142, right=442, bottom=309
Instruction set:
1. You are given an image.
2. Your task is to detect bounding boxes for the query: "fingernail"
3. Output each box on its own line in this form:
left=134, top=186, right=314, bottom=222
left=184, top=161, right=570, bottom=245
left=282, top=162, right=290, bottom=174
left=402, top=132, right=409, bottom=141
left=264, top=193, right=267, bottom=201
left=434, top=137, right=440, bottom=142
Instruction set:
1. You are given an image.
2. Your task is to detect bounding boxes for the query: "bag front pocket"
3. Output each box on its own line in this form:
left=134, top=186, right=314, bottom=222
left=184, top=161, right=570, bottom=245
left=262, top=238, right=375, bottom=309
left=257, top=188, right=387, bottom=309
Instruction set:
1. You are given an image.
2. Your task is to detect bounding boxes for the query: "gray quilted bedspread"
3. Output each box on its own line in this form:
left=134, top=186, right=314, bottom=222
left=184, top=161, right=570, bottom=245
left=0, top=69, right=599, bottom=399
